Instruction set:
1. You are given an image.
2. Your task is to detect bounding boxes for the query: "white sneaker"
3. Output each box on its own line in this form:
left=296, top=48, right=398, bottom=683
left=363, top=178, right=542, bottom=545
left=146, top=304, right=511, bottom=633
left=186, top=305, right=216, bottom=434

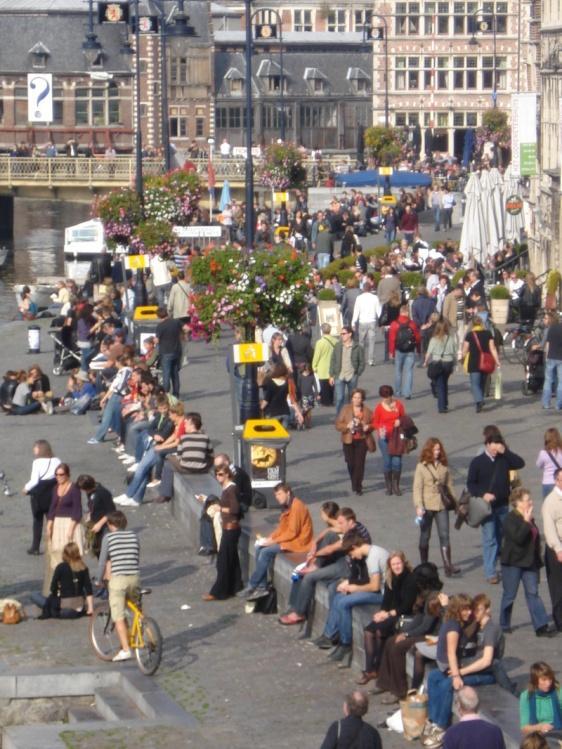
left=127, top=463, right=139, bottom=473
left=121, top=456, right=136, bottom=465
left=113, top=493, right=131, bottom=505
left=118, top=453, right=133, bottom=461
left=147, top=480, right=161, bottom=489
left=118, top=497, right=141, bottom=507
left=113, top=444, right=125, bottom=453
left=112, top=649, right=132, bottom=662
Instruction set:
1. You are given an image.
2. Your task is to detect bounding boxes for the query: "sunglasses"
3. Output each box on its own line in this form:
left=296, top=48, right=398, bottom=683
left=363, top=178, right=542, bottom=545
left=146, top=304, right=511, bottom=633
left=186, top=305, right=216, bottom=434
left=55, top=472, right=68, bottom=477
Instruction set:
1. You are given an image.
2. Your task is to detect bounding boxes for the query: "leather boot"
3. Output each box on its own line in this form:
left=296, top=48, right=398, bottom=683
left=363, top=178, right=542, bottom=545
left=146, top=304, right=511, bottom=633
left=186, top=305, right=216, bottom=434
left=440, top=546, right=461, bottom=577
left=384, top=472, right=393, bottom=495
left=391, top=471, right=403, bottom=496
left=419, top=545, right=429, bottom=564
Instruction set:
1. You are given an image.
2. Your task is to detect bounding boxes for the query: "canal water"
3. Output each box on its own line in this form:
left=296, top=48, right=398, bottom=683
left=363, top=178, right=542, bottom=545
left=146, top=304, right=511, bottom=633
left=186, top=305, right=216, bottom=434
left=0, top=199, right=90, bottom=321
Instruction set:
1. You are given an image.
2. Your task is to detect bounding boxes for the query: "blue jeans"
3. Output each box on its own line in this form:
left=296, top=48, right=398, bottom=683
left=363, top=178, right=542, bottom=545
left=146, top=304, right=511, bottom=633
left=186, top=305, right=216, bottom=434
left=11, top=402, right=42, bottom=415
left=249, top=544, right=281, bottom=589
left=317, top=252, right=330, bottom=269
left=334, top=376, right=358, bottom=415
left=134, top=428, right=154, bottom=462
left=542, top=483, right=555, bottom=498
left=433, top=207, right=441, bottom=230
left=542, top=358, right=562, bottom=409
left=394, top=351, right=415, bottom=397
left=378, top=437, right=402, bottom=472
left=434, top=369, right=452, bottom=412
left=428, top=669, right=495, bottom=728
left=161, top=352, right=181, bottom=398
left=500, top=565, right=549, bottom=631
left=480, top=505, right=508, bottom=580
left=324, top=591, right=383, bottom=645
left=126, top=445, right=160, bottom=503
left=95, top=393, right=123, bottom=441
left=385, top=228, right=396, bottom=244
left=155, top=283, right=172, bottom=307
left=469, top=371, right=486, bottom=405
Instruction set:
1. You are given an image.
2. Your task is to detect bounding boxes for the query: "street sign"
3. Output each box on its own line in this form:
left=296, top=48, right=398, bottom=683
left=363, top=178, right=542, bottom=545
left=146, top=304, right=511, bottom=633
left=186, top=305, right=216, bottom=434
left=173, top=225, right=223, bottom=238
left=125, top=254, right=149, bottom=270
left=379, top=195, right=397, bottom=205
left=379, top=167, right=394, bottom=176
left=233, top=343, right=268, bottom=364
left=505, top=195, right=523, bottom=216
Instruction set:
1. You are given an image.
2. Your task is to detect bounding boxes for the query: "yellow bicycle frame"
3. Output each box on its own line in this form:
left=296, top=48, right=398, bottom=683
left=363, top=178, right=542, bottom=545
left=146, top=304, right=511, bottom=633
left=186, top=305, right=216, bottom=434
left=126, top=599, right=145, bottom=650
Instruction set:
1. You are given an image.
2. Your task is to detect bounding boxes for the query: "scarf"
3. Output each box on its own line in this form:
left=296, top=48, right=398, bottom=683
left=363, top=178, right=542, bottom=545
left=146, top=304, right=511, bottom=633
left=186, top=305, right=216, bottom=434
left=528, top=689, right=562, bottom=730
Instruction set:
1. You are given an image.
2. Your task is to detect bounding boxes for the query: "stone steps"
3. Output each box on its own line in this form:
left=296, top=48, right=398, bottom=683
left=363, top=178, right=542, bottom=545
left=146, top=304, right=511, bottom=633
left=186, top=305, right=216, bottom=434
left=66, top=705, right=103, bottom=723
left=94, top=685, right=144, bottom=722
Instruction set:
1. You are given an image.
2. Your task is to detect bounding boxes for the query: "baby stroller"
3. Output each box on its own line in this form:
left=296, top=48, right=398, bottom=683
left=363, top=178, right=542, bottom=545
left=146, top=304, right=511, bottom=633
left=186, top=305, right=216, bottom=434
left=521, top=347, right=545, bottom=395
left=49, top=319, right=81, bottom=376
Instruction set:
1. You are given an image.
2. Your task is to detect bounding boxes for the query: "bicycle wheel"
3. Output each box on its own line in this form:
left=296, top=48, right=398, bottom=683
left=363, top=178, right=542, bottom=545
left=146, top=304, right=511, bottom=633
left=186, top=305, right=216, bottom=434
left=90, top=604, right=120, bottom=661
left=135, top=616, right=163, bottom=676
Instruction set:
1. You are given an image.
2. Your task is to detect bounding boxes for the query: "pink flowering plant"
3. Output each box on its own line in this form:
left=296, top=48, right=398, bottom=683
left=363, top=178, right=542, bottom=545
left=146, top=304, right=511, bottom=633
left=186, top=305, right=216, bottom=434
left=93, top=188, right=143, bottom=248
left=190, top=245, right=313, bottom=340
left=258, top=142, right=306, bottom=190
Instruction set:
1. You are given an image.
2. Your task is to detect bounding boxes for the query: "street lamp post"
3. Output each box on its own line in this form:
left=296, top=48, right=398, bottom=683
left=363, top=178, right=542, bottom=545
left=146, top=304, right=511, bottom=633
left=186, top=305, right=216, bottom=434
left=132, top=0, right=143, bottom=199
left=253, top=8, right=286, bottom=141
left=82, top=0, right=103, bottom=65
left=364, top=18, right=389, bottom=128
left=244, top=0, right=254, bottom=251
left=469, top=8, right=497, bottom=109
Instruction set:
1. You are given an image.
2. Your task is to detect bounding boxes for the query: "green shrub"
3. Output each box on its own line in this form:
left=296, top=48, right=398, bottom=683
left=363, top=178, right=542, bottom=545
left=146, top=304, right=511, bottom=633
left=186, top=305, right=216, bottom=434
left=321, top=256, right=355, bottom=279
left=336, top=269, right=355, bottom=286
left=489, top=284, right=511, bottom=300
left=399, top=271, right=423, bottom=291
left=451, top=269, right=465, bottom=287
left=515, top=269, right=527, bottom=280
left=365, top=246, right=389, bottom=260
left=546, top=270, right=561, bottom=295
left=317, top=288, right=337, bottom=301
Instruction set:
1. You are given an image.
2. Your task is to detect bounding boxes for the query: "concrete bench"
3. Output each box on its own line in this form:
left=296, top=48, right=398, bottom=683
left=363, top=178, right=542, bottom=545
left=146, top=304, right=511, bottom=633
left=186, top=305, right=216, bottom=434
left=171, top=472, right=520, bottom=747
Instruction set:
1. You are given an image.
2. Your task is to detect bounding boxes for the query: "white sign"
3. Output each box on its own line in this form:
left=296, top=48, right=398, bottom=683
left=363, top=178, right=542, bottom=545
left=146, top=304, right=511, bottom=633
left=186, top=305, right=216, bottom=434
left=27, top=73, right=53, bottom=123
left=511, top=93, right=537, bottom=177
left=173, top=225, right=223, bottom=238
left=232, top=146, right=262, bottom=158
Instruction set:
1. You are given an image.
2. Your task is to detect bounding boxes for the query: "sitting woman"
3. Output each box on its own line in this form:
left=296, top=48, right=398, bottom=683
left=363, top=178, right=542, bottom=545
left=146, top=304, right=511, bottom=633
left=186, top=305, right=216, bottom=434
left=17, top=286, right=38, bottom=320
left=31, top=542, right=94, bottom=619
left=27, top=365, right=54, bottom=414
left=520, top=662, right=562, bottom=737
left=2, top=370, right=38, bottom=415
left=423, top=593, right=502, bottom=749
left=359, top=551, right=418, bottom=684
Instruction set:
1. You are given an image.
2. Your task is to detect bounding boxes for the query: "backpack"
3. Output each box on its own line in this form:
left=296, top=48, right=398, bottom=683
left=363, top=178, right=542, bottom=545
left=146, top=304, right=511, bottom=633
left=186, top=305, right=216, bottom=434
left=395, top=322, right=416, bottom=353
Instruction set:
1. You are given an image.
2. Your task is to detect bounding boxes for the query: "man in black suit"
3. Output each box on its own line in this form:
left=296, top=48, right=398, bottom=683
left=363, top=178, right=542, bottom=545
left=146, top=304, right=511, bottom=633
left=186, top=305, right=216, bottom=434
left=320, top=691, right=382, bottom=749
left=467, top=432, right=525, bottom=584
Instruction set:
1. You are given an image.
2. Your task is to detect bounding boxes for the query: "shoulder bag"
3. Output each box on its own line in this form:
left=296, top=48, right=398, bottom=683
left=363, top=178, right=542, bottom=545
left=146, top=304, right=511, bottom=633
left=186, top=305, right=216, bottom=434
left=425, top=464, right=456, bottom=512
left=461, top=461, right=499, bottom=528
left=472, top=332, right=496, bottom=375
left=427, top=337, right=450, bottom=380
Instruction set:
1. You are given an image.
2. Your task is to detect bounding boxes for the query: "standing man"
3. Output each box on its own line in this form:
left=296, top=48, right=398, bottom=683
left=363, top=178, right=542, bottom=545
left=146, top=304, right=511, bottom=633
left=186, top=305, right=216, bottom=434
left=352, top=282, right=382, bottom=367
left=542, top=468, right=562, bottom=631
left=314, top=215, right=334, bottom=270
left=320, top=691, right=382, bottom=749
left=312, top=323, right=338, bottom=406
left=96, top=511, right=140, bottom=662
left=329, top=326, right=365, bottom=415
left=377, top=265, right=401, bottom=306
left=541, top=312, right=562, bottom=411
left=388, top=304, right=420, bottom=399
left=442, top=284, right=466, bottom=361
left=149, top=255, right=173, bottom=308
left=442, top=188, right=456, bottom=230
left=467, top=431, right=525, bottom=584
left=155, top=307, right=184, bottom=398
left=443, top=687, right=505, bottom=749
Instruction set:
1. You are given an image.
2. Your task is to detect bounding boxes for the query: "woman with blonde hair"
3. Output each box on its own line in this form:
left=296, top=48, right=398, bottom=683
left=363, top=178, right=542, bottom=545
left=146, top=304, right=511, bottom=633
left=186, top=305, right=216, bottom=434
left=413, top=438, right=459, bottom=576
left=520, top=662, right=562, bottom=736
left=359, top=551, right=417, bottom=683
left=32, top=541, right=94, bottom=619
left=23, top=440, right=61, bottom=555
left=536, top=428, right=562, bottom=497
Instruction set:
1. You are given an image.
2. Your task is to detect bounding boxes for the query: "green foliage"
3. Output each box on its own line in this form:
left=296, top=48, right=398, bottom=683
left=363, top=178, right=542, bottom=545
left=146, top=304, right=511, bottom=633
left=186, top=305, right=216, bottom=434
left=364, top=126, right=402, bottom=165
left=399, top=271, right=423, bottom=291
left=451, top=269, right=465, bottom=287
left=317, top=288, right=337, bottom=301
left=131, top=220, right=175, bottom=254
left=335, top=269, right=356, bottom=286
left=257, top=142, right=307, bottom=190
left=546, top=270, right=562, bottom=295
left=489, top=284, right=511, bottom=300
left=482, top=110, right=508, bottom=134
left=365, top=246, right=390, bottom=260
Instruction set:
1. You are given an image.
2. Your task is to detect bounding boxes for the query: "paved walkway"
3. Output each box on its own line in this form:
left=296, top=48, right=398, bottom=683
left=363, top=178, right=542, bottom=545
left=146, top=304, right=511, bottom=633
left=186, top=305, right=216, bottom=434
left=0, top=302, right=559, bottom=747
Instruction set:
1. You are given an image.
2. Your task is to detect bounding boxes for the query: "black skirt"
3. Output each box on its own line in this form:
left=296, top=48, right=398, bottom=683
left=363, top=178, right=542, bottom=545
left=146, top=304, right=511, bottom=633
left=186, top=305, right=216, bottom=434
left=209, top=528, right=243, bottom=599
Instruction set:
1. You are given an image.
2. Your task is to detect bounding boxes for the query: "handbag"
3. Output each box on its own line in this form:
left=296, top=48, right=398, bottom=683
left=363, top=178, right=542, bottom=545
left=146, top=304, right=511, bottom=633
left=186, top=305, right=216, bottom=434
left=2, top=602, right=22, bottom=625
left=427, top=337, right=450, bottom=380
left=252, top=586, right=278, bottom=615
left=466, top=495, right=492, bottom=527
left=472, top=332, right=496, bottom=375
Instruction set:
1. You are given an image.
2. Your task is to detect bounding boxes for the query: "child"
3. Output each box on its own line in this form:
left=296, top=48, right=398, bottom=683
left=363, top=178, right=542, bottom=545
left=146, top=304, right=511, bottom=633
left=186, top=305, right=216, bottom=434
left=298, top=363, right=318, bottom=429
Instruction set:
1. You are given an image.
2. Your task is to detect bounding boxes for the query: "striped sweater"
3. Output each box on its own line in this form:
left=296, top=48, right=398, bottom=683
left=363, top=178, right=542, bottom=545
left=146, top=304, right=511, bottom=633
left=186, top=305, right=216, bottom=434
left=178, top=432, right=214, bottom=472
left=97, top=529, right=140, bottom=578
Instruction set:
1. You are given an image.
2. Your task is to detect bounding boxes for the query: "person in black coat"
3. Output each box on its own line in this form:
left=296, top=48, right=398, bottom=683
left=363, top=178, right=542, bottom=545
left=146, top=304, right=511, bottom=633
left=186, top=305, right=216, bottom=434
left=499, top=487, right=555, bottom=637
left=77, top=475, right=116, bottom=558
left=361, top=552, right=418, bottom=679
left=213, top=453, right=252, bottom=509
left=467, top=431, right=525, bottom=584
left=320, top=691, right=382, bottom=749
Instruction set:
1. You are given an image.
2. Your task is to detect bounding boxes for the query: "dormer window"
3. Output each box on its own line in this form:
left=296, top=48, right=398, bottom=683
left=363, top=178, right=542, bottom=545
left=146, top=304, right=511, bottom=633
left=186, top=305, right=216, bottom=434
left=346, top=67, right=370, bottom=94
left=256, top=59, right=286, bottom=93
left=304, top=67, right=328, bottom=94
left=224, top=67, right=244, bottom=95
left=29, top=42, right=51, bottom=69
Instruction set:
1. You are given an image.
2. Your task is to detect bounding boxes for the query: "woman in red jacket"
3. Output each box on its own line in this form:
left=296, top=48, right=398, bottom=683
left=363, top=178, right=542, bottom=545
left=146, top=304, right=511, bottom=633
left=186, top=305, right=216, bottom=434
left=371, top=385, right=405, bottom=496
left=399, top=205, right=419, bottom=244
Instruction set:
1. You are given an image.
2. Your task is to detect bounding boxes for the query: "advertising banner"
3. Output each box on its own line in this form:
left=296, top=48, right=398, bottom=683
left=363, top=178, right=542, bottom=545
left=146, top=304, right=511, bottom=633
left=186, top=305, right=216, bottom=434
left=511, top=93, right=537, bottom=177
left=27, top=73, right=53, bottom=123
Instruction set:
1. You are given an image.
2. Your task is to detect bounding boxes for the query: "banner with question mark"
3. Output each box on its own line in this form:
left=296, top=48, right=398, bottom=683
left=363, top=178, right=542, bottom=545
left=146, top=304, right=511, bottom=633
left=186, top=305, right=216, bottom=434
left=27, top=73, right=53, bottom=123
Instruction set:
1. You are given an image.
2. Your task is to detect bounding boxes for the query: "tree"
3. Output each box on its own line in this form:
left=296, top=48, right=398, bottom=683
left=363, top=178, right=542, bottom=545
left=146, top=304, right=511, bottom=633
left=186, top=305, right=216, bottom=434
left=364, top=126, right=403, bottom=165
left=476, top=110, right=511, bottom=164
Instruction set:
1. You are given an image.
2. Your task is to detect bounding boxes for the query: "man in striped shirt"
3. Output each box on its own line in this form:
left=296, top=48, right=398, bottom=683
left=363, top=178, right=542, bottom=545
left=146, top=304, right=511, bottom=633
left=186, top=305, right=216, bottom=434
left=96, top=511, right=140, bottom=662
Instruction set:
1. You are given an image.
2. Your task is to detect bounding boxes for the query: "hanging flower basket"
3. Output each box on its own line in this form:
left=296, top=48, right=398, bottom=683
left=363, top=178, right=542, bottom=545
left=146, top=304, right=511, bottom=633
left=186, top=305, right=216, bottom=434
left=257, top=142, right=307, bottom=190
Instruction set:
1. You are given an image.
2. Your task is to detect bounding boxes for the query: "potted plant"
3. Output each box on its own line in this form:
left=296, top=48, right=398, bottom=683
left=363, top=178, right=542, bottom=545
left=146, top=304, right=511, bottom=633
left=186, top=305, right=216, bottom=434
left=545, top=270, right=561, bottom=310
left=489, top=284, right=511, bottom=324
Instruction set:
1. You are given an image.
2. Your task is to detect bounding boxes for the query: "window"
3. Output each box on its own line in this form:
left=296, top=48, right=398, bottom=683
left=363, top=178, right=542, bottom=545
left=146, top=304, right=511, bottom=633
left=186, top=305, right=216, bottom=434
left=436, top=56, right=448, bottom=88
left=327, top=10, right=346, bottom=32
left=170, top=117, right=188, bottom=137
left=74, top=82, right=120, bottom=126
left=261, top=104, right=293, bottom=130
left=396, top=2, right=420, bottom=34
left=482, top=56, right=506, bottom=88
left=453, top=56, right=477, bottom=89
left=396, top=112, right=407, bottom=126
left=408, top=113, right=420, bottom=125
left=230, top=78, right=243, bottom=94
left=396, top=57, right=420, bottom=89
left=453, top=112, right=464, bottom=126
left=436, top=111, right=449, bottom=127
left=170, top=56, right=188, bottom=83
left=293, top=9, right=312, bottom=31
left=437, top=2, right=449, bottom=33
left=228, top=108, right=241, bottom=129
left=466, top=111, right=477, bottom=126
left=300, top=104, right=337, bottom=128
left=424, top=57, right=433, bottom=87
left=354, top=9, right=373, bottom=30
left=423, top=112, right=431, bottom=126
left=195, top=118, right=204, bottom=137
left=423, top=3, right=435, bottom=35
left=215, top=107, right=227, bottom=129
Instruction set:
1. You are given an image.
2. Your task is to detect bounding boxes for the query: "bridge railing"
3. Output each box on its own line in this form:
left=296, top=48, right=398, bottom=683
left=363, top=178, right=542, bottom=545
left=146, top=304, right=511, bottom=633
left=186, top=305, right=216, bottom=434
left=0, top=153, right=353, bottom=188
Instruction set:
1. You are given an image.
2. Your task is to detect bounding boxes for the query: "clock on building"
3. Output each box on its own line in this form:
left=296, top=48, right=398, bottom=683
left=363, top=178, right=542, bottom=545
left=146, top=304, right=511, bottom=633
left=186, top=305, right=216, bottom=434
left=255, top=23, right=277, bottom=39
left=98, top=2, right=129, bottom=24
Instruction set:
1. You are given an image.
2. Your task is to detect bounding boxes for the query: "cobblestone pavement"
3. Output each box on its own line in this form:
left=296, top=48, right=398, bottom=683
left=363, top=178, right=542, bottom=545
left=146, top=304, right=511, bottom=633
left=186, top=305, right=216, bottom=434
left=0, top=291, right=560, bottom=747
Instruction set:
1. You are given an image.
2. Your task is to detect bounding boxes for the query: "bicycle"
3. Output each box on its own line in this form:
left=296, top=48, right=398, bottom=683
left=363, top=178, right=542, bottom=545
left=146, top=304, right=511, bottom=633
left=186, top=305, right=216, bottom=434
left=89, top=586, right=163, bottom=676
left=501, top=321, right=542, bottom=365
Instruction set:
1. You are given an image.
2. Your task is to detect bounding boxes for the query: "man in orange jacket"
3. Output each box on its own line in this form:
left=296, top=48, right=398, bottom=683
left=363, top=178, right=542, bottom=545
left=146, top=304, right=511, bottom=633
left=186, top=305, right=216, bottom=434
left=240, top=483, right=313, bottom=599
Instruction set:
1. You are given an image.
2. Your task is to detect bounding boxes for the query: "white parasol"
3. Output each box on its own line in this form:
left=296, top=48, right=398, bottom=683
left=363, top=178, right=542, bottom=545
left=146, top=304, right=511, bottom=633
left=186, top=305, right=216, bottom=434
left=459, top=172, right=489, bottom=263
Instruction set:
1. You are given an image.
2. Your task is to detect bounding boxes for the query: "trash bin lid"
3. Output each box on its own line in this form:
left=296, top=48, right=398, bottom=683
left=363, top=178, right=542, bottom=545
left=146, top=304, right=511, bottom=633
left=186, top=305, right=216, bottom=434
left=242, top=419, right=290, bottom=441
left=133, top=305, right=159, bottom=321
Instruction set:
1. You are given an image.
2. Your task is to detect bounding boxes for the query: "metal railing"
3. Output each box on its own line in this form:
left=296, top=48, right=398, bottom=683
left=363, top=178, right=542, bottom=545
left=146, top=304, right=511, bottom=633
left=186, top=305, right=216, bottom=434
left=0, top=153, right=353, bottom=188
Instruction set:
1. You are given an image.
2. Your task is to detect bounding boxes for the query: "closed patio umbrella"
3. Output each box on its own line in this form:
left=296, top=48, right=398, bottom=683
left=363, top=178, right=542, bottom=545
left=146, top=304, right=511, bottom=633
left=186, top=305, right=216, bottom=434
left=459, top=172, right=489, bottom=264
left=219, top=180, right=231, bottom=212
left=480, top=169, right=501, bottom=256
left=489, top=167, right=505, bottom=247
